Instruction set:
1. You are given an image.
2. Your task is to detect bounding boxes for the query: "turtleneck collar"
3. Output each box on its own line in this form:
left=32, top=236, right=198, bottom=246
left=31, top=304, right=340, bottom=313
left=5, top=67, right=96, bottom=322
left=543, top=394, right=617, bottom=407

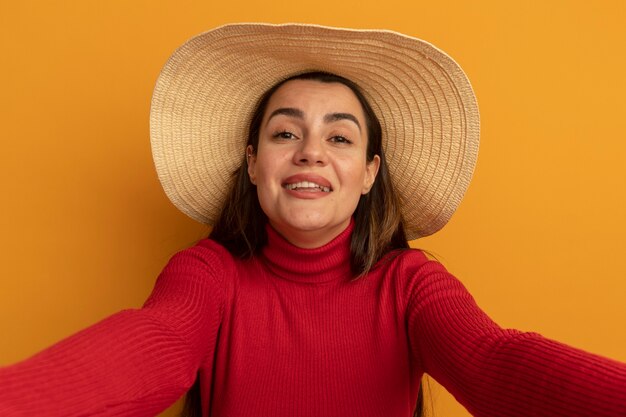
left=260, top=219, right=354, bottom=284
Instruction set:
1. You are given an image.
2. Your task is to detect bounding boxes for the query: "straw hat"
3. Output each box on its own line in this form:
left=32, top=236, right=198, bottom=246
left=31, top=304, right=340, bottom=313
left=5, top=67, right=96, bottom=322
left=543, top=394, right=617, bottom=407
left=150, top=23, right=479, bottom=240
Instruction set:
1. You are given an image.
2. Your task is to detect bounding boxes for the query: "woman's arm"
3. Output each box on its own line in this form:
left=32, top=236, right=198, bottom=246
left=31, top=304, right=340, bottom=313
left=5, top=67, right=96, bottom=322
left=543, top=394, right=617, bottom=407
left=0, top=241, right=226, bottom=417
left=406, top=258, right=626, bottom=417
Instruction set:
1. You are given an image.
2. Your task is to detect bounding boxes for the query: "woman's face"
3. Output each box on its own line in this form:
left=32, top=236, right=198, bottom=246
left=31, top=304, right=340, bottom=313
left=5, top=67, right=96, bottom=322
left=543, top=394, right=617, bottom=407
left=247, top=79, right=380, bottom=248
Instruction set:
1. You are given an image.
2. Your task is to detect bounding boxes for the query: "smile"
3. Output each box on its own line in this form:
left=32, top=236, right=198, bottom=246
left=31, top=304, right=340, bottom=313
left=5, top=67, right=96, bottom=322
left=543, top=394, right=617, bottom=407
left=283, top=181, right=332, bottom=193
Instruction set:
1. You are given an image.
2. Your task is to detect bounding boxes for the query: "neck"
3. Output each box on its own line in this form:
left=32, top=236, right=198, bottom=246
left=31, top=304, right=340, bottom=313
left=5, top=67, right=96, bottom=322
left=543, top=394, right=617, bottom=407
left=268, top=218, right=352, bottom=249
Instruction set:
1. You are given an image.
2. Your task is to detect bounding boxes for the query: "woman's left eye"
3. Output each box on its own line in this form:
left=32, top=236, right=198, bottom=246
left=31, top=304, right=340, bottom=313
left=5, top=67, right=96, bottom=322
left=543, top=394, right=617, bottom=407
left=330, top=135, right=351, bottom=144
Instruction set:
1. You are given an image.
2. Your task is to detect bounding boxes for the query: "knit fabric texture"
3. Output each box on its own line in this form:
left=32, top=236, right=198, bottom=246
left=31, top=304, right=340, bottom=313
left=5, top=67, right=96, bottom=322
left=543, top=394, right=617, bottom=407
left=1, top=221, right=626, bottom=416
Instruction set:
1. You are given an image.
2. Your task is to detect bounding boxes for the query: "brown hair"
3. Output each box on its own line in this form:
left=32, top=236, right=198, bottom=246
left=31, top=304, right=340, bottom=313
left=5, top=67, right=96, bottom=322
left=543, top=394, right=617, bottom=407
left=182, top=72, right=423, bottom=417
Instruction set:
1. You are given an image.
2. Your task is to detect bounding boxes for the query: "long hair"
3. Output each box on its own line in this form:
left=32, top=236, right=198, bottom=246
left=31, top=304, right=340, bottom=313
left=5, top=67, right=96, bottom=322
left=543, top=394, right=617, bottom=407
left=182, top=72, right=424, bottom=417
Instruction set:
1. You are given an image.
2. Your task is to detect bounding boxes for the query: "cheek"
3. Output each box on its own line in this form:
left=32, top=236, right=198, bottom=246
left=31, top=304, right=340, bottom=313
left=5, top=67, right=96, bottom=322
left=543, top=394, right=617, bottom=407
left=254, top=176, right=277, bottom=221
left=338, top=160, right=368, bottom=194
left=253, top=153, right=286, bottom=205
left=254, top=154, right=280, bottom=185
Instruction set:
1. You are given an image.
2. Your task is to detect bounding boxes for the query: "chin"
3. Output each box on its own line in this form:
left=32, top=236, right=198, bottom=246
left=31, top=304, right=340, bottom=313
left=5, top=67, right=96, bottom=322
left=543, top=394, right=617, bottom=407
left=283, top=216, right=331, bottom=232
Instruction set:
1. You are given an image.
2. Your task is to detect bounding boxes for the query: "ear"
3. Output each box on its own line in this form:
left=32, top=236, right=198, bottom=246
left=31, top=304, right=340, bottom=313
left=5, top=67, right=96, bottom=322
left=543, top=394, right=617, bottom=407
left=246, top=145, right=257, bottom=185
left=361, top=155, right=380, bottom=194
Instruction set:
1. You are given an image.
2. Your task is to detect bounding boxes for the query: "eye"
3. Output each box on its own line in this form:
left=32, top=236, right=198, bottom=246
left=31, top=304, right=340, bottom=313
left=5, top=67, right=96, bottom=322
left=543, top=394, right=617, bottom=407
left=329, top=135, right=352, bottom=144
left=272, top=131, right=298, bottom=140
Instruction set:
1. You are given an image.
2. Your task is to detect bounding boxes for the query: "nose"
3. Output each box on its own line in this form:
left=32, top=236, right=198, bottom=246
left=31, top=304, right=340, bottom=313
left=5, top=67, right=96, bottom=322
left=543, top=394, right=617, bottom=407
left=293, top=136, right=327, bottom=166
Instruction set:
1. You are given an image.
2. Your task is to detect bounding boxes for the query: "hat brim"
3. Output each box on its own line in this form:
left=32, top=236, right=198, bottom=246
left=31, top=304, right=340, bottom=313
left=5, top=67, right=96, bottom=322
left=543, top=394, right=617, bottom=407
left=150, top=23, right=479, bottom=240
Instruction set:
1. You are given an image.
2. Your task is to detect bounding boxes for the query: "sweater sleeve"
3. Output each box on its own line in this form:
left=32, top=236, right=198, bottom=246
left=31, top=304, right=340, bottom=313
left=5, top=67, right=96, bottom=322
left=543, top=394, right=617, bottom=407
left=406, top=257, right=626, bottom=417
left=0, top=241, right=226, bottom=417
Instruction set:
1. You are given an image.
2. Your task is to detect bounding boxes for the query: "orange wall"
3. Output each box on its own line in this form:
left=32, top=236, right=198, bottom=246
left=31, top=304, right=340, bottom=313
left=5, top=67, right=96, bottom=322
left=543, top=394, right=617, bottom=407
left=1, top=2, right=625, bottom=416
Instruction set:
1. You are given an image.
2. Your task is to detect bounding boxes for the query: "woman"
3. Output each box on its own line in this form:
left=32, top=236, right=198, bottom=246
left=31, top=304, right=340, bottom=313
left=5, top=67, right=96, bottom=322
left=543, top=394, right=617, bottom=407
left=2, top=23, right=625, bottom=417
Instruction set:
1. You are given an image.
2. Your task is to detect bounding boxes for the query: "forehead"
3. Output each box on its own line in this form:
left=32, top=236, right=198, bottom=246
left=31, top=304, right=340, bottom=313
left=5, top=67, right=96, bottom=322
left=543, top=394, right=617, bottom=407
left=263, top=79, right=366, bottom=120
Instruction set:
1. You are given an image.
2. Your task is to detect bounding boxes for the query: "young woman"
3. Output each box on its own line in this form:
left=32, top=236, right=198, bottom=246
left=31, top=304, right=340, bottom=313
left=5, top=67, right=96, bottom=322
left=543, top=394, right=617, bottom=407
left=1, top=23, right=625, bottom=417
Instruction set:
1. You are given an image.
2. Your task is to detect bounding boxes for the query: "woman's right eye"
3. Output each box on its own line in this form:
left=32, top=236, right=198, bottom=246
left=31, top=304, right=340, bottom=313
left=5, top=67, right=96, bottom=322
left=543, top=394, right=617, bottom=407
left=273, top=131, right=297, bottom=140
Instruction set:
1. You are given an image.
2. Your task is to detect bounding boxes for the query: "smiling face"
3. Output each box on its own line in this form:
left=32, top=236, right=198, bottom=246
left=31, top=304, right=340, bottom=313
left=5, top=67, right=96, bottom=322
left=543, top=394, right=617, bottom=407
left=247, top=79, right=381, bottom=248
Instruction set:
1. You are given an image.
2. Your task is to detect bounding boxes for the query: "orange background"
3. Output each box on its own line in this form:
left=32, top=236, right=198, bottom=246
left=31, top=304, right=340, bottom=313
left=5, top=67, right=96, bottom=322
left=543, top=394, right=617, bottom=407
left=1, top=1, right=625, bottom=416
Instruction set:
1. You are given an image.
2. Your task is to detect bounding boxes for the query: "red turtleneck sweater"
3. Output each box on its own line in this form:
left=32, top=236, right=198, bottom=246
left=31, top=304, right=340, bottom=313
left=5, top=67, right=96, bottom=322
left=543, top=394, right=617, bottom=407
left=1, top=222, right=626, bottom=416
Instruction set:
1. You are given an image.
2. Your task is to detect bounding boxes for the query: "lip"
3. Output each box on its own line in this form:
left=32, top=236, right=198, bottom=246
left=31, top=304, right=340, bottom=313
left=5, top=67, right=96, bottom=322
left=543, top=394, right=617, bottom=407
left=282, top=173, right=333, bottom=199
left=282, top=173, right=332, bottom=189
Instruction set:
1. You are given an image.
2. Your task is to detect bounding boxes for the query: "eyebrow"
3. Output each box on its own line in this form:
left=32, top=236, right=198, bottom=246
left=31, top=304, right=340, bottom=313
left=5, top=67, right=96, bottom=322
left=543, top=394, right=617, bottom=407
left=266, top=107, right=362, bottom=132
left=324, top=112, right=361, bottom=132
left=266, top=107, right=304, bottom=122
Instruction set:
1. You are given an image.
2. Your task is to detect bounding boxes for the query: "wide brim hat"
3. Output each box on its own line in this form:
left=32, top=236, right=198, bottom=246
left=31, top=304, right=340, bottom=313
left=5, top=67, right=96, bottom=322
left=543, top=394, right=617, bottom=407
left=150, top=23, right=479, bottom=240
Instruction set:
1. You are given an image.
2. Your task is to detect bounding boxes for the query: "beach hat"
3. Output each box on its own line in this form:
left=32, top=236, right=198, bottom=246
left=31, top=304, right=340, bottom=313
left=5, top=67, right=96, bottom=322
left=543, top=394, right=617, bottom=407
left=150, top=23, right=479, bottom=240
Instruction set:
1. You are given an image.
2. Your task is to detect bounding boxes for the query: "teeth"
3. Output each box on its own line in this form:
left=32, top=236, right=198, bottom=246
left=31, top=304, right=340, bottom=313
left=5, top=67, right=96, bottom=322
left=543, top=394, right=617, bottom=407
left=285, top=181, right=331, bottom=192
